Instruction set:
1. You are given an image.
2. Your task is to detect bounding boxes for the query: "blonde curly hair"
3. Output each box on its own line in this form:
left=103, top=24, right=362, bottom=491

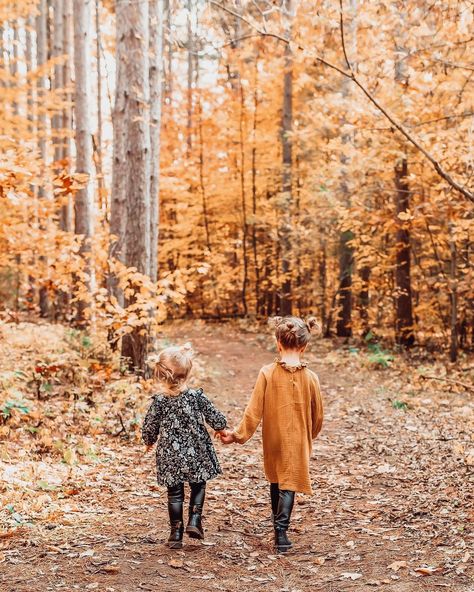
left=147, top=343, right=194, bottom=394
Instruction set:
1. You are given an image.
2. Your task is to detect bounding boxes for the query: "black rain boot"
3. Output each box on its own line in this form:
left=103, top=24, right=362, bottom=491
left=167, top=483, right=184, bottom=549
left=270, top=483, right=279, bottom=525
left=274, top=489, right=295, bottom=553
left=186, top=481, right=206, bottom=540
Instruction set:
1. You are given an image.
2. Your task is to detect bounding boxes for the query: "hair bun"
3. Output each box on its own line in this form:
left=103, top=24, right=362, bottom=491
left=268, top=316, right=283, bottom=328
left=283, top=321, right=295, bottom=331
left=181, top=342, right=194, bottom=356
left=305, top=317, right=321, bottom=336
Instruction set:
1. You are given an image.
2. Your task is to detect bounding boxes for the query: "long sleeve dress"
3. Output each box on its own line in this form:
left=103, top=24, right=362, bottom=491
left=142, top=388, right=227, bottom=487
left=233, top=361, right=323, bottom=495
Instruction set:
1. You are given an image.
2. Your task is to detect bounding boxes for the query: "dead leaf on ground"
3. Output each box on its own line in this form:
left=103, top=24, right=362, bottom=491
left=414, top=566, right=445, bottom=576
left=341, top=572, right=362, bottom=580
left=388, top=560, right=407, bottom=571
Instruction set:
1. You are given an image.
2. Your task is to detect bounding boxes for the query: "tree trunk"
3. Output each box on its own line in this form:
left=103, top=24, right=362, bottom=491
left=251, top=56, right=260, bottom=315
left=336, top=0, right=357, bottom=337
left=95, top=0, right=105, bottom=221
left=239, top=80, right=248, bottom=316
left=336, top=230, right=353, bottom=337
left=62, top=0, right=73, bottom=231
left=279, top=0, right=293, bottom=316
left=149, top=0, right=164, bottom=283
left=358, top=265, right=370, bottom=337
left=109, top=2, right=128, bottom=305
left=394, top=158, right=414, bottom=347
left=52, top=0, right=63, bottom=170
left=449, top=223, right=458, bottom=362
left=36, top=0, right=50, bottom=317
left=73, top=0, right=94, bottom=325
left=186, top=0, right=193, bottom=156
left=117, top=0, right=151, bottom=371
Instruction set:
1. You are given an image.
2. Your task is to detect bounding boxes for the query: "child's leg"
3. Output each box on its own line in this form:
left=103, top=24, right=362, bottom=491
left=186, top=481, right=206, bottom=540
left=274, top=489, right=295, bottom=553
left=167, top=483, right=185, bottom=549
left=270, top=483, right=279, bottom=521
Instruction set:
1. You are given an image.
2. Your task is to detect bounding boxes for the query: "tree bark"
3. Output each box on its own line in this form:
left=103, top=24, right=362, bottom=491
left=95, top=0, right=105, bottom=221
left=449, top=223, right=458, bottom=362
left=116, top=0, right=151, bottom=370
left=393, top=4, right=414, bottom=348
left=36, top=0, right=50, bottom=317
left=279, top=0, right=293, bottom=316
left=52, top=0, right=63, bottom=168
left=336, top=0, right=357, bottom=337
left=149, top=0, right=164, bottom=283
left=62, top=0, right=73, bottom=231
left=73, top=0, right=95, bottom=325
left=186, top=0, right=193, bottom=156
left=394, top=158, right=414, bottom=347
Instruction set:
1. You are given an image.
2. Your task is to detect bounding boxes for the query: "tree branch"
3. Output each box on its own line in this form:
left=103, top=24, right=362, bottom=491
left=208, top=0, right=474, bottom=204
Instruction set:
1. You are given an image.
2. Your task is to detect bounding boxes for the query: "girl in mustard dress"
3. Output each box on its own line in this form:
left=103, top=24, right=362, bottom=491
left=220, top=316, right=323, bottom=552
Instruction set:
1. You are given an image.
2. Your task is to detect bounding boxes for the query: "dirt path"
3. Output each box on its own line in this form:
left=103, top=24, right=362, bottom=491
left=1, top=322, right=473, bottom=592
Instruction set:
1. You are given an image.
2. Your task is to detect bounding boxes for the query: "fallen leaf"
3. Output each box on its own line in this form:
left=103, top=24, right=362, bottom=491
left=341, top=572, right=362, bottom=580
left=168, top=558, right=184, bottom=569
left=414, top=566, right=444, bottom=576
left=388, top=560, right=407, bottom=571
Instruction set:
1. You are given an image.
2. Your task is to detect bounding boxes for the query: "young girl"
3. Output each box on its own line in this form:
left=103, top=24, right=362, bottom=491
left=220, top=316, right=323, bottom=553
left=142, top=343, right=227, bottom=549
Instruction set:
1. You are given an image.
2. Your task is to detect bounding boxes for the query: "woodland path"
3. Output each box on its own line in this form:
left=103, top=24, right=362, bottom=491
left=1, top=322, right=473, bottom=592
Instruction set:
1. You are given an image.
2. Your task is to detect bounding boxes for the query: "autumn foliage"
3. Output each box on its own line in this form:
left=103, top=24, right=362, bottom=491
left=0, top=0, right=473, bottom=365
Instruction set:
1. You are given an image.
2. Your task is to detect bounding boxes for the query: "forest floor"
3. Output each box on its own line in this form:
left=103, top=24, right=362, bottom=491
left=0, top=320, right=473, bottom=592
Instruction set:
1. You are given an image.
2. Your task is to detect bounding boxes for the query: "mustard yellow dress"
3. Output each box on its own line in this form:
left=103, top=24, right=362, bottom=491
left=233, top=361, right=323, bottom=495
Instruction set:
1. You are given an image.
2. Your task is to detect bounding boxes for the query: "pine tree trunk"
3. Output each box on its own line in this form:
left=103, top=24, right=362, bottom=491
left=117, top=0, right=151, bottom=371
left=251, top=57, right=260, bottom=315
left=279, top=0, right=293, bottom=316
left=336, top=0, right=357, bottom=337
left=358, top=265, right=370, bottom=337
left=52, top=0, right=63, bottom=169
left=62, top=0, right=73, bottom=231
left=449, top=223, right=458, bottom=362
left=36, top=0, right=50, bottom=317
left=73, top=0, right=94, bottom=325
left=394, top=158, right=414, bottom=347
left=186, top=0, right=194, bottom=157
left=336, top=230, right=353, bottom=337
left=149, top=0, right=163, bottom=283
left=95, top=0, right=105, bottom=221
left=393, top=10, right=414, bottom=348
left=109, top=3, right=128, bottom=305
left=239, top=80, right=248, bottom=316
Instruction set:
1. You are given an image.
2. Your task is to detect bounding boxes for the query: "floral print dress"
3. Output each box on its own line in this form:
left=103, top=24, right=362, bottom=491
left=142, top=388, right=227, bottom=487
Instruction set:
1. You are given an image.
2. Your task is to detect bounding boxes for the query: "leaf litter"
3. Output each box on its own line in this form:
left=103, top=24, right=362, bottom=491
left=0, top=320, right=473, bottom=591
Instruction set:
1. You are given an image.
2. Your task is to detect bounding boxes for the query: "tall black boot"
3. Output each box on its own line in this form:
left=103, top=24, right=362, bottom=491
left=186, top=481, right=206, bottom=540
left=167, top=483, right=184, bottom=549
left=270, top=483, right=279, bottom=524
left=274, top=489, right=295, bottom=553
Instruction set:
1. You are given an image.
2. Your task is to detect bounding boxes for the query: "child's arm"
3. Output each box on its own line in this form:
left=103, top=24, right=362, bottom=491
left=196, top=389, right=227, bottom=431
left=142, top=396, right=162, bottom=447
left=311, top=374, right=324, bottom=439
left=232, top=369, right=266, bottom=444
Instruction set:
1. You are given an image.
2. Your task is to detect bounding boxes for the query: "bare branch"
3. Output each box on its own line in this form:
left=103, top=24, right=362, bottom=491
left=208, top=0, right=474, bottom=204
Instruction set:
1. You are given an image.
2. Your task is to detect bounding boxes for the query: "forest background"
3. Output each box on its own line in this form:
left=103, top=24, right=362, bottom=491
left=0, top=0, right=473, bottom=367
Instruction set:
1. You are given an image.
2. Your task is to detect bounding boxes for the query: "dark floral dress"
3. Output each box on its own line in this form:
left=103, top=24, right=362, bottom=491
left=142, top=388, right=227, bottom=487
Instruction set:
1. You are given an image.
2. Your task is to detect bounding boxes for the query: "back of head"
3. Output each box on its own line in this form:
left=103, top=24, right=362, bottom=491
left=269, top=316, right=321, bottom=350
left=147, top=342, right=194, bottom=394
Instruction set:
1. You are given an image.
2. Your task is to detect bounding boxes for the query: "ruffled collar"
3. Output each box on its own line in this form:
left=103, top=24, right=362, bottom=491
left=276, top=359, right=307, bottom=372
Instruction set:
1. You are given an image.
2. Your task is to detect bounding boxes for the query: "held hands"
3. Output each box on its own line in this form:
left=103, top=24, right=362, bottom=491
left=214, top=429, right=236, bottom=445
